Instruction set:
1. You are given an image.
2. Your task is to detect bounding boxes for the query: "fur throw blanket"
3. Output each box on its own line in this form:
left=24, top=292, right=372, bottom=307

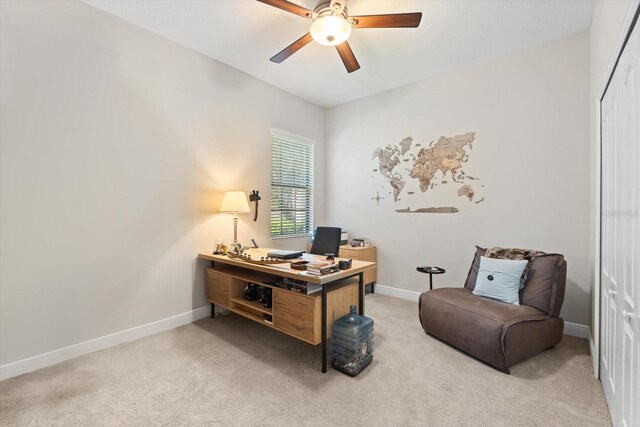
left=485, top=247, right=545, bottom=261
left=484, top=247, right=546, bottom=288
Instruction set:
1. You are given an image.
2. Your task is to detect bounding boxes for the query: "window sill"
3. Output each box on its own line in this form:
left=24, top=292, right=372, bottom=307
left=271, top=234, right=312, bottom=240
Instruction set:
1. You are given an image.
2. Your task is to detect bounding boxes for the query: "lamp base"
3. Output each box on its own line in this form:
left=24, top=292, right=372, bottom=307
left=233, top=216, right=238, bottom=245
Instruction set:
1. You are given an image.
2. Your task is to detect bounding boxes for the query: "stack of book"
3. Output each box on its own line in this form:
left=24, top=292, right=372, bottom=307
left=305, top=283, right=322, bottom=294
left=282, top=278, right=322, bottom=295
left=289, top=282, right=321, bottom=294
left=306, top=261, right=339, bottom=276
left=351, top=237, right=371, bottom=247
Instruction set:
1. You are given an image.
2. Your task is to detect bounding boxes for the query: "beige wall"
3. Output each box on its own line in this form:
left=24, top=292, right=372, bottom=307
left=0, top=1, right=325, bottom=365
left=588, top=0, right=635, bottom=341
left=325, top=32, right=591, bottom=326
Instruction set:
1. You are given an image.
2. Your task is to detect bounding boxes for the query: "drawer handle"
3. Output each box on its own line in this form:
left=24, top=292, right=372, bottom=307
left=608, top=289, right=617, bottom=296
left=622, top=310, right=634, bottom=320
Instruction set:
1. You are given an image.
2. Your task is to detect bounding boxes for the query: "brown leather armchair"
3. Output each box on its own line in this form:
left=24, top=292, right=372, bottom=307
left=418, top=246, right=567, bottom=373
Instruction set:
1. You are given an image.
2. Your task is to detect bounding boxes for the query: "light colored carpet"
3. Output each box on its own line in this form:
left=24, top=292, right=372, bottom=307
left=0, top=294, right=610, bottom=426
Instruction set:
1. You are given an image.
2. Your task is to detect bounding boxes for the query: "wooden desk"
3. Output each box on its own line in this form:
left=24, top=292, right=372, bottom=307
left=197, top=249, right=376, bottom=373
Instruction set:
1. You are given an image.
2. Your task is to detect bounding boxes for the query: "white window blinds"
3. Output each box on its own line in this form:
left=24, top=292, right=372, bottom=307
left=270, top=130, right=314, bottom=239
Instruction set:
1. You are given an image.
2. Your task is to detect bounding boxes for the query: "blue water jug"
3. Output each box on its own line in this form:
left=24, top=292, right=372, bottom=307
left=331, top=304, right=374, bottom=376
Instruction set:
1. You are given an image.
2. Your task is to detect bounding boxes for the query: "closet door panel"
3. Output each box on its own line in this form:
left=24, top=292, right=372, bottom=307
left=601, top=17, right=640, bottom=427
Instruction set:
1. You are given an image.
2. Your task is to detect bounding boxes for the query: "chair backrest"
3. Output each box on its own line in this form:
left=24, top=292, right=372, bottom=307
left=464, top=246, right=567, bottom=317
left=309, top=227, right=342, bottom=256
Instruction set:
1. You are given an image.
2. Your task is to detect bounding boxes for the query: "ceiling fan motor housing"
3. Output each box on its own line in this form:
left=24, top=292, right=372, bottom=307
left=313, top=1, right=348, bottom=19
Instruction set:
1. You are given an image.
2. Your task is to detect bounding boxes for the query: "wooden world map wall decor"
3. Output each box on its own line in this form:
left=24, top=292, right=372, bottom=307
left=371, top=132, right=485, bottom=213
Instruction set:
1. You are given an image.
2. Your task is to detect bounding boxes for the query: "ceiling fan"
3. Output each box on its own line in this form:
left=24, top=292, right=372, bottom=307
left=257, top=0, right=422, bottom=73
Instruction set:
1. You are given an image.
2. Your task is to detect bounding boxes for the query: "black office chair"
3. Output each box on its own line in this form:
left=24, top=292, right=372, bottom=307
left=310, top=227, right=342, bottom=256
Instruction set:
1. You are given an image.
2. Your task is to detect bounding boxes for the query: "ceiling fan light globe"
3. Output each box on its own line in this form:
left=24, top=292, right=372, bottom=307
left=310, top=16, right=351, bottom=46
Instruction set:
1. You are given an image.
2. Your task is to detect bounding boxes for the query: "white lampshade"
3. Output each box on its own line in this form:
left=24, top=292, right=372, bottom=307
left=310, top=16, right=352, bottom=46
left=220, top=191, right=250, bottom=214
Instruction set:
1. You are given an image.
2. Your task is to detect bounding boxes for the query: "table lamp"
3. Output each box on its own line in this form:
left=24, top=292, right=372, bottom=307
left=220, top=191, right=251, bottom=244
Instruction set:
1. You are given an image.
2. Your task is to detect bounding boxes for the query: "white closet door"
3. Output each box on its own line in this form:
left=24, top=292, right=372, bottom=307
left=600, top=17, right=640, bottom=427
left=601, top=62, right=621, bottom=424
left=618, top=19, right=639, bottom=427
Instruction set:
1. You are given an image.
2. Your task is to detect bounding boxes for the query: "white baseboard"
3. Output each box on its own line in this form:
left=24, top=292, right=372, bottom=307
left=563, top=321, right=589, bottom=339
left=374, top=284, right=590, bottom=339
left=374, top=284, right=421, bottom=302
left=0, top=305, right=211, bottom=381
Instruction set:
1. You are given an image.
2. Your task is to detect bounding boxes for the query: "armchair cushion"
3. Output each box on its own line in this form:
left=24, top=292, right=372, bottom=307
left=422, top=287, right=545, bottom=325
left=520, top=253, right=566, bottom=316
left=463, top=246, right=486, bottom=291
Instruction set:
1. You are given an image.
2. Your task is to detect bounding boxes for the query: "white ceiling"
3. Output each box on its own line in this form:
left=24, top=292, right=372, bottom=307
left=83, top=0, right=594, bottom=108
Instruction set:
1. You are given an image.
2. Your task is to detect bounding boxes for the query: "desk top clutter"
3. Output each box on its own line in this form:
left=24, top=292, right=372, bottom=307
left=199, top=249, right=375, bottom=286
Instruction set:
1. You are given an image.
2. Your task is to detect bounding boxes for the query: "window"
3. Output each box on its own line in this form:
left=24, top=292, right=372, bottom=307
left=270, top=130, right=314, bottom=239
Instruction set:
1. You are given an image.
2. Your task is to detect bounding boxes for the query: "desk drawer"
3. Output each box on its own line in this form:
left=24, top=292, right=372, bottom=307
left=273, top=290, right=317, bottom=342
left=339, top=246, right=376, bottom=261
left=206, top=269, right=231, bottom=308
left=339, top=248, right=359, bottom=259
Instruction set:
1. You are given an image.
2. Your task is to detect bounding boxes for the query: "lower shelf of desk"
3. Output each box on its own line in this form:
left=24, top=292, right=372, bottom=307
left=206, top=266, right=360, bottom=345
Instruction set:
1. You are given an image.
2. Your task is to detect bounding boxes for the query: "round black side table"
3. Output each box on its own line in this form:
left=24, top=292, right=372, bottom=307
left=416, top=266, right=446, bottom=290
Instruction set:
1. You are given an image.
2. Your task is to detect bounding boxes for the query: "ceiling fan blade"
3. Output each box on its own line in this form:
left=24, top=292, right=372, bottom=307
left=335, top=41, right=360, bottom=73
left=351, top=13, right=422, bottom=28
left=256, top=0, right=311, bottom=19
left=270, top=33, right=313, bottom=63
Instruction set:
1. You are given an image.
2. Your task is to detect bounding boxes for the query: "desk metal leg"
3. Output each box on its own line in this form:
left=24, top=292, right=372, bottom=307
left=321, top=285, right=328, bottom=373
left=359, top=272, right=365, bottom=315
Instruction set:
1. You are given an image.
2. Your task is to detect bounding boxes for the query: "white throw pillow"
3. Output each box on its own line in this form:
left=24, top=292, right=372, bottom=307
left=473, top=256, right=528, bottom=306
